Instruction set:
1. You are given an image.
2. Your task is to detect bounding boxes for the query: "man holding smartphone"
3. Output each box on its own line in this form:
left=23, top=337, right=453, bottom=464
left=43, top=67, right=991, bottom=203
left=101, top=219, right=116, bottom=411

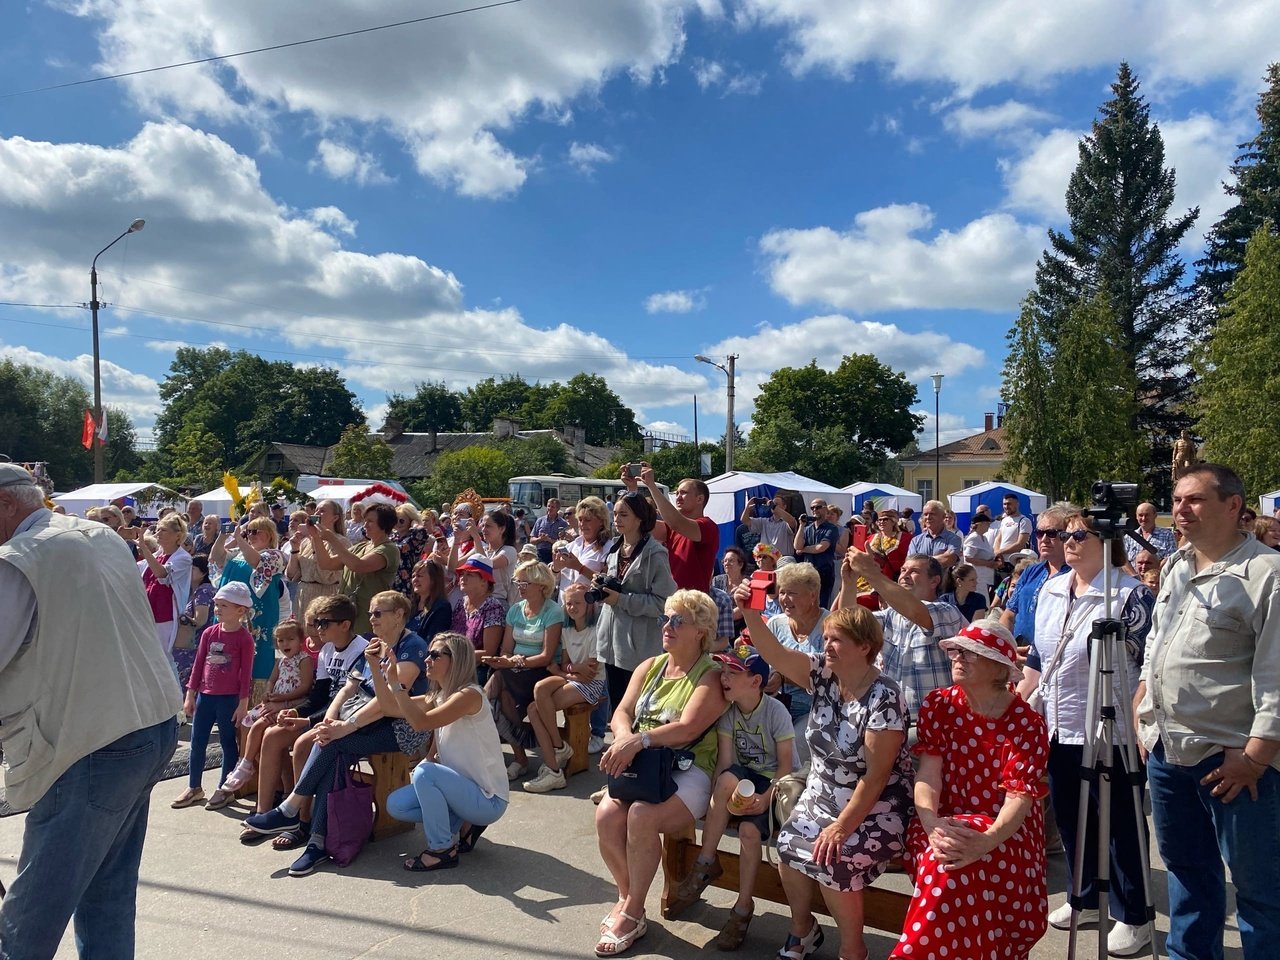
left=739, top=494, right=796, bottom=558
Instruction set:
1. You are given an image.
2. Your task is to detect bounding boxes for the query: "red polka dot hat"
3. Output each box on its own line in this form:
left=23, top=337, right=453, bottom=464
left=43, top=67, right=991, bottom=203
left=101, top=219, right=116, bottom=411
left=939, top=619, right=1020, bottom=681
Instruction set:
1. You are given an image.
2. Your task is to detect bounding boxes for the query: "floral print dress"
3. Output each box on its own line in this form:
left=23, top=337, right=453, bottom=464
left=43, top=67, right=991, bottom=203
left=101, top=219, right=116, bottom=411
left=892, top=685, right=1050, bottom=960
left=776, top=654, right=914, bottom=891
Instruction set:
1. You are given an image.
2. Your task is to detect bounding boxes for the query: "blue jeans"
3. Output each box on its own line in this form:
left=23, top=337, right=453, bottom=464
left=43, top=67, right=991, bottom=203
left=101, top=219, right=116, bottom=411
left=188, top=692, right=238, bottom=789
left=292, top=719, right=399, bottom=838
left=387, top=761, right=508, bottom=849
left=0, top=719, right=178, bottom=960
left=1148, top=740, right=1280, bottom=960
left=590, top=693, right=610, bottom=739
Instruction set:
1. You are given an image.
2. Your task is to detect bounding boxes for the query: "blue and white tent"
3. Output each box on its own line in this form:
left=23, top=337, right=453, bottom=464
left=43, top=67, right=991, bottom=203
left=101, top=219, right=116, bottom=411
left=948, top=481, right=1047, bottom=534
left=841, top=481, right=922, bottom=515
left=706, top=471, right=853, bottom=558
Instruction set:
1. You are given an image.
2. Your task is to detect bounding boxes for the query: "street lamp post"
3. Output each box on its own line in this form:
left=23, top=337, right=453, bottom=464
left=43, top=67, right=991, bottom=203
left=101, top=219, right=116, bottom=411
left=90, top=218, right=145, bottom=483
left=931, top=372, right=944, bottom=501
left=695, top=354, right=738, bottom=472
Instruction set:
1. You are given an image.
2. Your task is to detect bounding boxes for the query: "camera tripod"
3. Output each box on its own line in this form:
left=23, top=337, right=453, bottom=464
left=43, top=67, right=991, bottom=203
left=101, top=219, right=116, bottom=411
left=1064, top=521, right=1160, bottom=960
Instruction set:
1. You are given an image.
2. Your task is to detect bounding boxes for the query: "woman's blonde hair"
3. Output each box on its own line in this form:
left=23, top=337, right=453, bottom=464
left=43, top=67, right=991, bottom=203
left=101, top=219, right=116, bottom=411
left=575, top=496, right=610, bottom=544
left=824, top=605, right=883, bottom=662
left=776, top=562, right=821, bottom=596
left=514, top=559, right=555, bottom=600
left=156, top=513, right=188, bottom=540
left=428, top=631, right=478, bottom=701
left=370, top=590, right=411, bottom=619
left=396, top=502, right=421, bottom=524
left=667, top=588, right=718, bottom=654
left=245, top=516, right=280, bottom=548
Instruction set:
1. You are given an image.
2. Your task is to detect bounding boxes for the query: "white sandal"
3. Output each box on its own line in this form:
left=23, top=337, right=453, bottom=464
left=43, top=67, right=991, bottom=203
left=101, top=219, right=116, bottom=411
left=595, top=910, right=647, bottom=957
left=600, top=900, right=625, bottom=934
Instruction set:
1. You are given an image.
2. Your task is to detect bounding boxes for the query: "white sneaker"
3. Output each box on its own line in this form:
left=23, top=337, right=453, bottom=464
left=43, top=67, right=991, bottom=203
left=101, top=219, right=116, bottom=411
left=554, top=741, right=574, bottom=767
left=1048, top=903, right=1099, bottom=929
left=506, top=760, right=529, bottom=781
left=591, top=786, right=607, bottom=805
left=1108, top=922, right=1151, bottom=957
left=588, top=735, right=605, bottom=754
left=523, top=766, right=567, bottom=793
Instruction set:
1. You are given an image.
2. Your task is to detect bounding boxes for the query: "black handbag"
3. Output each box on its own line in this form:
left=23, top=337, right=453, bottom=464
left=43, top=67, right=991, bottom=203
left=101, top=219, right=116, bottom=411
left=607, top=746, right=691, bottom=804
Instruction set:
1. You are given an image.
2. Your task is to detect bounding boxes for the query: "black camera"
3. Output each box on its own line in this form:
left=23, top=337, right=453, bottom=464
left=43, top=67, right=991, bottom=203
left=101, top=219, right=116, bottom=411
left=584, top=574, right=625, bottom=604
left=799, top=513, right=817, bottom=524
left=1091, top=481, right=1139, bottom=513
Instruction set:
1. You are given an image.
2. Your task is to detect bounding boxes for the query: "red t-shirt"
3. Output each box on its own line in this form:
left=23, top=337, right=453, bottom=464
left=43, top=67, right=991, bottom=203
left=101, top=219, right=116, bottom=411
left=141, top=553, right=175, bottom=624
left=666, top=515, right=720, bottom=592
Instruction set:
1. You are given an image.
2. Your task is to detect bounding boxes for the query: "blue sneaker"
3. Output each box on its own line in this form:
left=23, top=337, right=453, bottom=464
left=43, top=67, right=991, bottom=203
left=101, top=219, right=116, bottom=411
left=289, top=844, right=330, bottom=877
left=242, top=807, right=300, bottom=835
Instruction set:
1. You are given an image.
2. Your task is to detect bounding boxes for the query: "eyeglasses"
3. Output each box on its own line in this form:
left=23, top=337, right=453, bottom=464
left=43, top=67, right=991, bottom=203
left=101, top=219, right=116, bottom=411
left=659, top=613, right=687, bottom=629
left=369, top=609, right=393, bottom=620
left=1054, top=530, right=1098, bottom=543
left=312, top=618, right=335, bottom=630
left=514, top=580, right=532, bottom=589
left=946, top=648, right=979, bottom=661
left=1035, top=528, right=1063, bottom=539
left=426, top=649, right=451, bottom=661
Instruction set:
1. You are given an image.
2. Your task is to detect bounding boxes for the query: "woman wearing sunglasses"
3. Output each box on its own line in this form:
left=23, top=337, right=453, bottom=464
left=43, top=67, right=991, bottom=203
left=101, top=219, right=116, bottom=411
left=242, top=590, right=429, bottom=876
left=1017, top=512, right=1156, bottom=956
left=595, top=590, right=726, bottom=957
left=376, top=631, right=509, bottom=872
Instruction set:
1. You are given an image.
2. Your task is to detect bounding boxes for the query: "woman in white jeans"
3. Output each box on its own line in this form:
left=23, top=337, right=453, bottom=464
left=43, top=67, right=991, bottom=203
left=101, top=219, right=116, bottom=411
left=373, top=630, right=509, bottom=871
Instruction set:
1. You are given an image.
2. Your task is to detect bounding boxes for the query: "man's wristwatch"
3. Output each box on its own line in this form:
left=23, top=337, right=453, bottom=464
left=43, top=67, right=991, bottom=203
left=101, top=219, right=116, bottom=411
left=641, top=732, right=652, bottom=749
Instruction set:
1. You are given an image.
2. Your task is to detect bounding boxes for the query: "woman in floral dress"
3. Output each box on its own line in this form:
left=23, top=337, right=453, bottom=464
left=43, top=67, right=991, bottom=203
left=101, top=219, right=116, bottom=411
left=892, top=619, right=1050, bottom=960
left=738, top=590, right=914, bottom=960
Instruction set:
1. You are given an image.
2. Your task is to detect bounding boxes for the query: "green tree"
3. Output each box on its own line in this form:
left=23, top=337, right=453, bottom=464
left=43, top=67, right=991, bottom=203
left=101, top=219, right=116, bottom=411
left=386, top=380, right=464, bottom=432
left=166, top=422, right=226, bottom=491
left=422, top=446, right=513, bottom=506
left=461, top=375, right=532, bottom=431
left=745, top=356, right=922, bottom=485
left=648, top=442, right=724, bottom=486
left=1193, top=226, right=1280, bottom=496
left=1003, top=295, right=1141, bottom=502
left=0, top=360, right=138, bottom=487
left=1030, top=62, right=1198, bottom=499
left=541, top=373, right=642, bottom=446
left=1196, top=64, right=1280, bottom=310
left=329, top=422, right=394, bottom=478
left=499, top=433, right=570, bottom=476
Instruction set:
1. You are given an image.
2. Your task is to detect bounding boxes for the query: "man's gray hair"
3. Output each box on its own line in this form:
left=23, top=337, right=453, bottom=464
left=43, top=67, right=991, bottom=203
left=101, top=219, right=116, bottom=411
left=1039, top=502, right=1078, bottom=527
left=7, top=483, right=47, bottom=510
left=923, top=500, right=946, bottom=513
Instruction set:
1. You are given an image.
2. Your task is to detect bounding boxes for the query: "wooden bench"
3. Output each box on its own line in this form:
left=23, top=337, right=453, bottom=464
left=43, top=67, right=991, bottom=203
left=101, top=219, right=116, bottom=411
left=558, top=702, right=593, bottom=778
left=354, top=748, right=430, bottom=841
left=660, top=822, right=910, bottom=933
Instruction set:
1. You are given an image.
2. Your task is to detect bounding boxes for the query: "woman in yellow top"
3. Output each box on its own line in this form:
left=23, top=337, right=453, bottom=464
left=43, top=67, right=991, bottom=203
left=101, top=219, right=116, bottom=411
left=594, top=589, right=725, bottom=957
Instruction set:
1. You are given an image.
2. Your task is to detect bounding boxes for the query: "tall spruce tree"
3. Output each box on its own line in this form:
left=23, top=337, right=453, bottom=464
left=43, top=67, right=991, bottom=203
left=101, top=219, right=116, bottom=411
left=1193, top=226, right=1280, bottom=497
left=1196, top=64, right=1280, bottom=310
left=1028, top=63, right=1197, bottom=502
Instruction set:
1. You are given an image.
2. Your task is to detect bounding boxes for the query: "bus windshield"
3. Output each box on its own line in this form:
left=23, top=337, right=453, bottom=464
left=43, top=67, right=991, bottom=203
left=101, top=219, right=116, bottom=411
left=509, top=480, right=543, bottom=508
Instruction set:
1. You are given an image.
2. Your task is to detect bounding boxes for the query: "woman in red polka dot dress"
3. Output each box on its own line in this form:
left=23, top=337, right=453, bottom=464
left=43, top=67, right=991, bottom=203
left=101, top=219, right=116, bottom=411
left=891, top=620, right=1050, bottom=960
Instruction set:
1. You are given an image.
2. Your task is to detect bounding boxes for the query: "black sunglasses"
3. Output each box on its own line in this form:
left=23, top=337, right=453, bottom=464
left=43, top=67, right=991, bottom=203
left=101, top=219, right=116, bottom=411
left=1034, top=528, right=1063, bottom=539
left=1055, top=529, right=1098, bottom=543
left=312, top=618, right=335, bottom=630
left=426, top=649, right=451, bottom=661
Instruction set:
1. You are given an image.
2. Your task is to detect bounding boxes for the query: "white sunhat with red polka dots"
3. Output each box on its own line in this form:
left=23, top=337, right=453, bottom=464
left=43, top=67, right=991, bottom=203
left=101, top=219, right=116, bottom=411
left=939, top=619, right=1020, bottom=681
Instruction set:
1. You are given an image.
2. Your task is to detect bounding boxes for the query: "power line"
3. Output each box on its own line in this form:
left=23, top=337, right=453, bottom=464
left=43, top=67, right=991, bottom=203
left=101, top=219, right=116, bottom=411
left=0, top=0, right=530, bottom=100
left=0, top=301, right=84, bottom=309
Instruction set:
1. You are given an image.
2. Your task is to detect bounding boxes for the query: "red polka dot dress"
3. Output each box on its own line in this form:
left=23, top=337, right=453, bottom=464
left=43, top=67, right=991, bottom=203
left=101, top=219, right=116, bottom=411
left=891, top=686, right=1050, bottom=960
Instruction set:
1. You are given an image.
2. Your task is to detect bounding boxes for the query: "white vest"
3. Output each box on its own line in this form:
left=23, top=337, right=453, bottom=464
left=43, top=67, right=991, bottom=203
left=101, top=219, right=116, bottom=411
left=1032, top=568, right=1144, bottom=745
left=0, top=511, right=182, bottom=809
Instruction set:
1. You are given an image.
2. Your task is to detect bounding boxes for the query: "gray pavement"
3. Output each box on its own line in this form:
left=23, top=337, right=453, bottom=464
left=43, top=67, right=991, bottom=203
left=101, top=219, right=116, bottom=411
left=0, top=754, right=1244, bottom=959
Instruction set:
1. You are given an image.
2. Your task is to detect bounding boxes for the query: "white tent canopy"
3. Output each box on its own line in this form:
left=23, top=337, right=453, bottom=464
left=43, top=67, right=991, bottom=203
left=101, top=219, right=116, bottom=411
left=1259, top=490, right=1280, bottom=516
left=54, top=482, right=186, bottom=518
left=841, top=481, right=922, bottom=514
left=706, top=471, right=853, bottom=555
left=948, top=481, right=1048, bottom=533
left=191, top=485, right=256, bottom=520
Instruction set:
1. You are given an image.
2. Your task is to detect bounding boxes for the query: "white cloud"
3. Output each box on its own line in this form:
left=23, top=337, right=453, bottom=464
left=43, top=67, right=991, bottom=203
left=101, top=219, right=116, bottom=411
left=914, top=411, right=981, bottom=451
left=310, top=139, right=392, bottom=186
left=944, top=100, right=1054, bottom=139
left=644, top=289, right=707, bottom=313
left=691, top=58, right=763, bottom=95
left=760, top=203, right=1043, bottom=312
left=567, top=141, right=616, bottom=174
left=736, top=0, right=1280, bottom=95
left=646, top=419, right=691, bottom=437
left=73, top=0, right=697, bottom=198
left=0, top=341, right=163, bottom=427
left=698, top=314, right=986, bottom=422
left=0, top=123, right=708, bottom=423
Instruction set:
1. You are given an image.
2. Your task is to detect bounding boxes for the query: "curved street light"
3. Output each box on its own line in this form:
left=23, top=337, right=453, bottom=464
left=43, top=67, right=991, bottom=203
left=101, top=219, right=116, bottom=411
left=90, top=218, right=146, bottom=482
left=695, top=354, right=738, bottom=472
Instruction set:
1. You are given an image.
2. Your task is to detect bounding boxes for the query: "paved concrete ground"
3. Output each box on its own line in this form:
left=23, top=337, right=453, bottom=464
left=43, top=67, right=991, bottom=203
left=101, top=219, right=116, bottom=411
left=0, top=753, right=1243, bottom=959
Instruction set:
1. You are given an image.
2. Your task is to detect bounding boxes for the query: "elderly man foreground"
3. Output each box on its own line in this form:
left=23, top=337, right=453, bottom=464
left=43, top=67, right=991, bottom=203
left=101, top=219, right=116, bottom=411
left=0, top=463, right=181, bottom=959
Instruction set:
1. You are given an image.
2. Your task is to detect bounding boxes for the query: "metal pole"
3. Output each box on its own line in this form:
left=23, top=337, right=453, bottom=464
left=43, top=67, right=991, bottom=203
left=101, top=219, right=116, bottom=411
left=90, top=264, right=103, bottom=483
left=931, top=372, right=943, bottom=500
left=726, top=354, right=737, bottom=473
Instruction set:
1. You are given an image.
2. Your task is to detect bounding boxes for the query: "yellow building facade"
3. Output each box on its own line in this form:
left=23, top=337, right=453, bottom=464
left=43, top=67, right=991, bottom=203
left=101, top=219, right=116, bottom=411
left=899, top=417, right=1011, bottom=503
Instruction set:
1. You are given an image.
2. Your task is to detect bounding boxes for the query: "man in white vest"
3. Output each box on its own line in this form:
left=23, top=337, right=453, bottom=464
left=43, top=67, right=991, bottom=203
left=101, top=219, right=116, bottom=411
left=0, top=463, right=181, bottom=960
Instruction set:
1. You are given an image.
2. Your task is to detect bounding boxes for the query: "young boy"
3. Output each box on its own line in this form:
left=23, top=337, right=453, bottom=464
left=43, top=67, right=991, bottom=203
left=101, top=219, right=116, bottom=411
left=667, top=639, right=796, bottom=949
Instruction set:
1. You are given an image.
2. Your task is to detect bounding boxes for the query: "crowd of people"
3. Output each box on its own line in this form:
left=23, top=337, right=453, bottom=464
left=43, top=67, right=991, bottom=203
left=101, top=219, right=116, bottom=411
left=4, top=460, right=1278, bottom=960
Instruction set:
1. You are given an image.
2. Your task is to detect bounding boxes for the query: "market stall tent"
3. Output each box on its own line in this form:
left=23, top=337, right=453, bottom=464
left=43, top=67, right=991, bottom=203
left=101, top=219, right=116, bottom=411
left=948, top=481, right=1047, bottom=534
left=191, top=485, right=256, bottom=520
left=54, top=482, right=186, bottom=518
left=1259, top=490, right=1280, bottom=516
left=841, top=482, right=923, bottom=515
left=706, top=471, right=854, bottom=557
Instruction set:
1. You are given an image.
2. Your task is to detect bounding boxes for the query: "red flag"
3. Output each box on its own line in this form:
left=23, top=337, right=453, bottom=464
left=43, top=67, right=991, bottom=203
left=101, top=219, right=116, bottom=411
left=81, top=409, right=95, bottom=449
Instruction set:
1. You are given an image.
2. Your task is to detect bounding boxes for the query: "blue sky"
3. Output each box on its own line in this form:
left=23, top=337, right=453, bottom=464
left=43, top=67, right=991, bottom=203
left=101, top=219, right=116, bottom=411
left=1, top=1, right=1276, bottom=459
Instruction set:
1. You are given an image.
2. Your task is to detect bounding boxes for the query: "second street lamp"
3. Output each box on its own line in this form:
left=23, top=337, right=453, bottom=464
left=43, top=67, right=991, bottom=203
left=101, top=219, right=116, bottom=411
left=90, top=218, right=145, bottom=483
left=931, top=372, right=944, bottom=502
left=695, top=353, right=737, bottom=472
